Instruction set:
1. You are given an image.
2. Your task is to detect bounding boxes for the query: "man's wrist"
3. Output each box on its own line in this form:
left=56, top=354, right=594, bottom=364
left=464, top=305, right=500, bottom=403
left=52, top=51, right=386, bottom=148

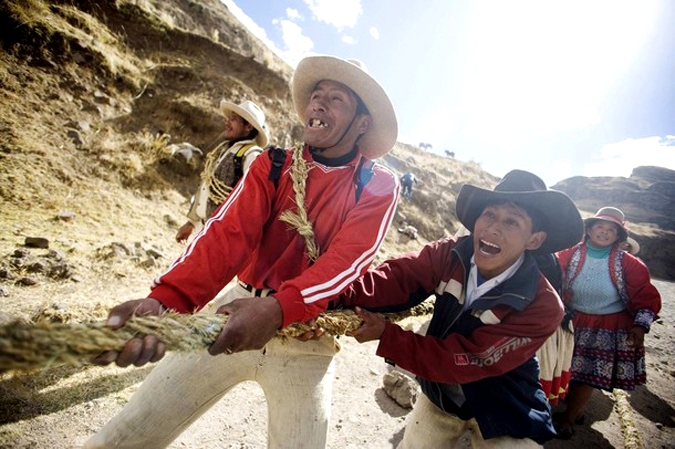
left=146, top=297, right=167, bottom=314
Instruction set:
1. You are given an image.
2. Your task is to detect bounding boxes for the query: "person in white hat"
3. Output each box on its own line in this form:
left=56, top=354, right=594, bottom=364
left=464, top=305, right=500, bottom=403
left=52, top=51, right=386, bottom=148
left=86, top=55, right=399, bottom=448
left=175, top=99, right=269, bottom=243
left=554, top=206, right=661, bottom=439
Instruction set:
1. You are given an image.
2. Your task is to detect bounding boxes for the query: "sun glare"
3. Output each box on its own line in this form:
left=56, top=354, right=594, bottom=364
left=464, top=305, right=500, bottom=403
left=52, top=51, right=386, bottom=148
left=460, top=1, right=660, bottom=136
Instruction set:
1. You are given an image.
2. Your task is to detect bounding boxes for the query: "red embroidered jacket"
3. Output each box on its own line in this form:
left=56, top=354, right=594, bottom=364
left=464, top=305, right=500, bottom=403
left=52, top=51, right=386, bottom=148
left=557, top=242, right=661, bottom=329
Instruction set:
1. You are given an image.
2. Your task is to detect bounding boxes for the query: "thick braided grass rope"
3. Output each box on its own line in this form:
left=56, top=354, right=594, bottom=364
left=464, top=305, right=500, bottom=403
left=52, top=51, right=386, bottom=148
left=613, top=389, right=644, bottom=449
left=278, top=145, right=319, bottom=262
left=201, top=143, right=233, bottom=206
left=0, top=302, right=433, bottom=373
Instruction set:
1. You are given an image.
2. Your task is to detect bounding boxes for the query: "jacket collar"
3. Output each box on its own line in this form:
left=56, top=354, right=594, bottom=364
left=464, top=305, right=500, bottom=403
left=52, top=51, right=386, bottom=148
left=229, top=138, right=256, bottom=147
left=309, top=143, right=360, bottom=167
left=452, top=236, right=540, bottom=311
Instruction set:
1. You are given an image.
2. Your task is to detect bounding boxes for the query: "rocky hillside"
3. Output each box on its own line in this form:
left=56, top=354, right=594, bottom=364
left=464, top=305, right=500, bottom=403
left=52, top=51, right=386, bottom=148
left=553, top=166, right=675, bottom=280
left=0, top=0, right=673, bottom=296
left=553, top=166, right=675, bottom=230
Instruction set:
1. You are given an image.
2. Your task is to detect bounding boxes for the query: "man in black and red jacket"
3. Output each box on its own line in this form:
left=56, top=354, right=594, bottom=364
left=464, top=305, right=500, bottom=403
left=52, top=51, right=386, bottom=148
left=344, top=169, right=583, bottom=447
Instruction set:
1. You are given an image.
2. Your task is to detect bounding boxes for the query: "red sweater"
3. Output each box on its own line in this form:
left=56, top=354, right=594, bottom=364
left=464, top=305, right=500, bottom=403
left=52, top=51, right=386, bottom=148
left=150, top=146, right=399, bottom=327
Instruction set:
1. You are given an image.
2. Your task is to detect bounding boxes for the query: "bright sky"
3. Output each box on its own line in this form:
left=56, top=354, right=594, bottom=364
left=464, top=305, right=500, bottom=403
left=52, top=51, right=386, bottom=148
left=223, top=0, right=675, bottom=185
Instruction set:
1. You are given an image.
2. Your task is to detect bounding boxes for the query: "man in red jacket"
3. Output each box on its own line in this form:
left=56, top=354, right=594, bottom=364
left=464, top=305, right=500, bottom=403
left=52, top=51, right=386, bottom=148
left=86, top=55, right=399, bottom=448
left=343, top=170, right=584, bottom=447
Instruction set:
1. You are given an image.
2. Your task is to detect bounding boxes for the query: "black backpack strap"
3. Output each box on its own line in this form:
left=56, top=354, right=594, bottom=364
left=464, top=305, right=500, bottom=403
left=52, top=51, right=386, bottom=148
left=267, top=146, right=287, bottom=188
left=233, top=143, right=255, bottom=183
left=354, top=157, right=375, bottom=203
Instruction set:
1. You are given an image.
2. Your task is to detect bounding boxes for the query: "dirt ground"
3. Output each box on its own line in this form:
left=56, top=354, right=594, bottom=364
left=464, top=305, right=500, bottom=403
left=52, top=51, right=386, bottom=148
left=1, top=274, right=673, bottom=449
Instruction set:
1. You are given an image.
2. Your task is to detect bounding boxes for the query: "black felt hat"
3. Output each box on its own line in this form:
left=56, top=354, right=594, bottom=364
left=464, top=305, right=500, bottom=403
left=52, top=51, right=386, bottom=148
left=455, top=170, right=583, bottom=254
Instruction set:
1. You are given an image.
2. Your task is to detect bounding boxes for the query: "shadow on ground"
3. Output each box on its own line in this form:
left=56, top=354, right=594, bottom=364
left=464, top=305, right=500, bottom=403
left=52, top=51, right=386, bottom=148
left=0, top=364, right=153, bottom=424
left=545, top=389, right=615, bottom=448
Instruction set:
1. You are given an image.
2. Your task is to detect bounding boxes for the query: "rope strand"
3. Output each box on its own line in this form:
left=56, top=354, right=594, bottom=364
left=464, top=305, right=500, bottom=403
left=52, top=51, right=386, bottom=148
left=0, top=302, right=434, bottom=373
left=278, top=145, right=320, bottom=262
left=201, top=143, right=233, bottom=205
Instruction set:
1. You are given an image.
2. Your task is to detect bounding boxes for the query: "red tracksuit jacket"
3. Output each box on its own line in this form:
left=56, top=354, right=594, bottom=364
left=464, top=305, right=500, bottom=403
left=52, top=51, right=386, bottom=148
left=150, top=145, right=399, bottom=327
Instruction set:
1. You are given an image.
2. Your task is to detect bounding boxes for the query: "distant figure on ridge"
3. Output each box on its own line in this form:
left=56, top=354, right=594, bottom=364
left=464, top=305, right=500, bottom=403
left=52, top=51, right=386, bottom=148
left=400, top=171, right=417, bottom=200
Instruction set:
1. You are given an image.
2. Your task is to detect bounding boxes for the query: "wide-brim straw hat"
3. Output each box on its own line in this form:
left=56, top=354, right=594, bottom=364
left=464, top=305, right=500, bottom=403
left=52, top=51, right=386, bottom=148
left=291, top=55, right=398, bottom=160
left=584, top=206, right=628, bottom=242
left=219, top=99, right=269, bottom=147
left=455, top=169, right=583, bottom=254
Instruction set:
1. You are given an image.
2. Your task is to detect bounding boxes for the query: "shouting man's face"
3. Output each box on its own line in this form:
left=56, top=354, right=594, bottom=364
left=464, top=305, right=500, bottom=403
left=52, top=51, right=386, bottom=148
left=472, top=201, right=546, bottom=279
left=303, top=80, right=371, bottom=158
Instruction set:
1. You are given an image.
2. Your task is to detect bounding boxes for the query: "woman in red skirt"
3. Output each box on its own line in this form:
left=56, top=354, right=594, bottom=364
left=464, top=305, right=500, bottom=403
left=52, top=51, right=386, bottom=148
left=554, top=206, right=661, bottom=439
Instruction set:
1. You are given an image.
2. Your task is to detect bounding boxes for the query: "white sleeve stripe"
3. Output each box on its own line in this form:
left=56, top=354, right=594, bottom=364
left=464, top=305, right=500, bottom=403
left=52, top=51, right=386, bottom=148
left=152, top=170, right=250, bottom=287
left=301, top=183, right=400, bottom=303
left=302, top=186, right=399, bottom=302
left=479, top=309, right=502, bottom=325
left=301, top=184, right=397, bottom=297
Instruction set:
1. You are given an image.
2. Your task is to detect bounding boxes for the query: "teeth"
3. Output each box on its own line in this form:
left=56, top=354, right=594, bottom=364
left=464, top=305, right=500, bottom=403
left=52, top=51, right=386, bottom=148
left=310, top=118, right=328, bottom=128
left=481, top=239, right=499, bottom=249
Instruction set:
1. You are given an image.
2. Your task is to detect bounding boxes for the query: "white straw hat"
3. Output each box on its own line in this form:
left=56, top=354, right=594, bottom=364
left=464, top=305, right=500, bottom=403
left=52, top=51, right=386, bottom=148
left=219, top=99, right=269, bottom=147
left=291, top=55, right=397, bottom=160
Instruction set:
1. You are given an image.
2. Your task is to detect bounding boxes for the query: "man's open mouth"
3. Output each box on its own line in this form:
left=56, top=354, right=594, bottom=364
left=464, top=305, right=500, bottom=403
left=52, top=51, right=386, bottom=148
left=309, top=118, right=329, bottom=128
left=479, top=239, right=501, bottom=255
